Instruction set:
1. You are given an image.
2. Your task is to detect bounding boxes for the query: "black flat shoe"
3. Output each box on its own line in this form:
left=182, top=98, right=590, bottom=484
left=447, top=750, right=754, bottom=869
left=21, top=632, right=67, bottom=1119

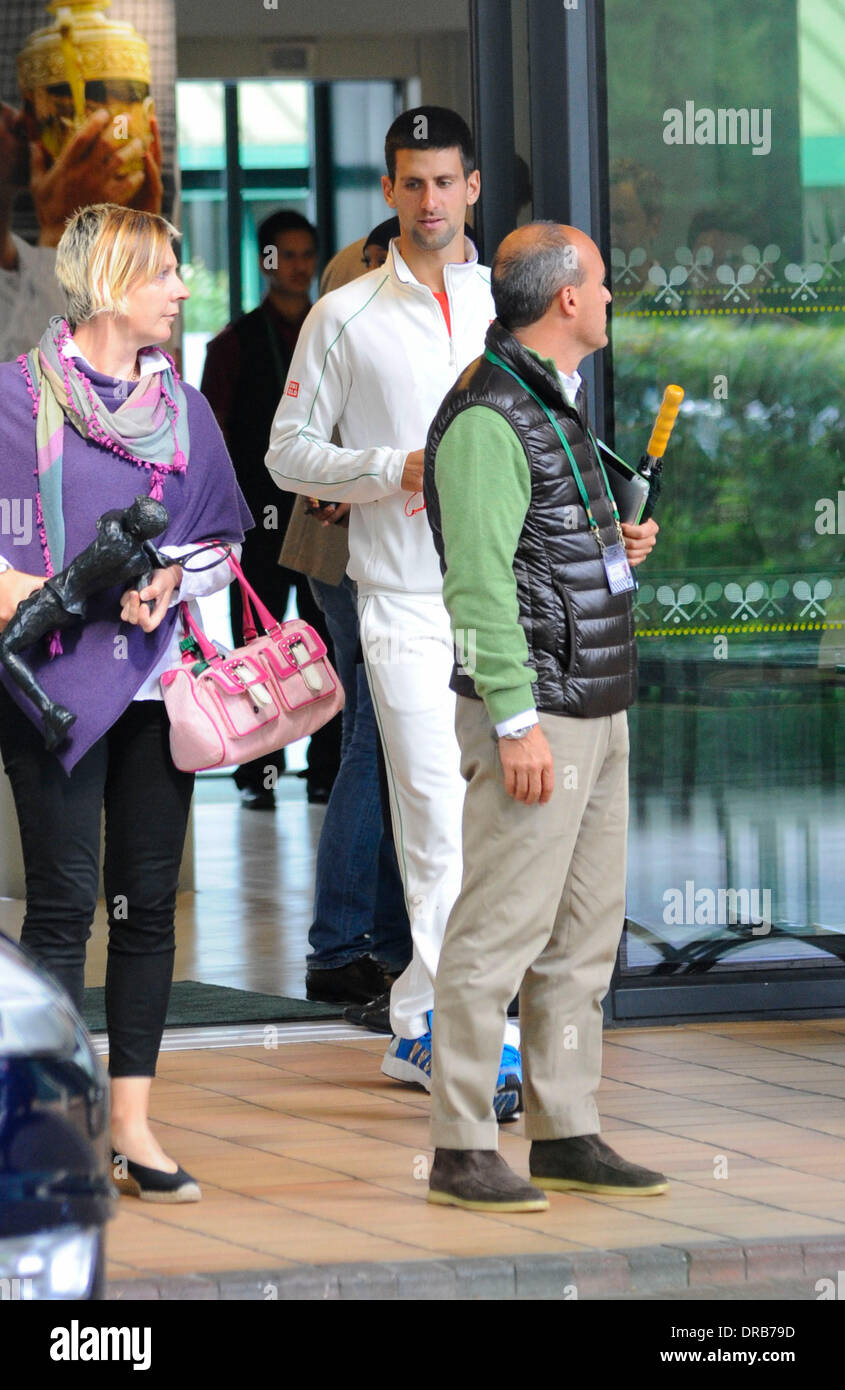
left=343, top=988, right=393, bottom=1034
left=111, top=1151, right=201, bottom=1203
left=239, top=786, right=276, bottom=811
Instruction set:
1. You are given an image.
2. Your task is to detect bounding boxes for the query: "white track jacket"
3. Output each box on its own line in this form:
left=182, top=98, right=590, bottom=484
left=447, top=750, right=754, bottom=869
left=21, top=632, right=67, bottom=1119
left=265, top=238, right=494, bottom=596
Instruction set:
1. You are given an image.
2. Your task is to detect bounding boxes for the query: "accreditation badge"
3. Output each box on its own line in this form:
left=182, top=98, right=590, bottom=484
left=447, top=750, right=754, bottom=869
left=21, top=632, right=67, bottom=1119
left=601, top=543, right=636, bottom=595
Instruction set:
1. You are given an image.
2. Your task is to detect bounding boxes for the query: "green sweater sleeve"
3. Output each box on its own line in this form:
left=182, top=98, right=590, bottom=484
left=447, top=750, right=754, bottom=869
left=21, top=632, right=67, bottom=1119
left=434, top=405, right=536, bottom=725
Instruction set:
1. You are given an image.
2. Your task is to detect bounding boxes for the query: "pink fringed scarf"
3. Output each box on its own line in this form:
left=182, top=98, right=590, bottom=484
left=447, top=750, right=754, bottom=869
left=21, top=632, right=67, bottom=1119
left=19, top=317, right=190, bottom=655
left=21, top=315, right=189, bottom=580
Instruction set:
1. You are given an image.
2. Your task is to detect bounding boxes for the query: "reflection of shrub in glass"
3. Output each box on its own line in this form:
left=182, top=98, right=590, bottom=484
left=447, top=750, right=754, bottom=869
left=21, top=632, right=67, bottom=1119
left=180, top=259, right=230, bottom=336
left=612, top=317, right=845, bottom=573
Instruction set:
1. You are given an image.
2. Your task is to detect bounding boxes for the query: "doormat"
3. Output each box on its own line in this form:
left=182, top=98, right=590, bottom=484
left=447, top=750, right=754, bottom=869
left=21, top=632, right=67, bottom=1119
left=82, top=980, right=342, bottom=1033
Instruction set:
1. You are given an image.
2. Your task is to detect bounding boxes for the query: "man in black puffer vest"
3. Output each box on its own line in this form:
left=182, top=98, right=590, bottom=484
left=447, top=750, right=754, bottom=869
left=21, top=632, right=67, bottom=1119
left=423, top=223, right=667, bottom=1212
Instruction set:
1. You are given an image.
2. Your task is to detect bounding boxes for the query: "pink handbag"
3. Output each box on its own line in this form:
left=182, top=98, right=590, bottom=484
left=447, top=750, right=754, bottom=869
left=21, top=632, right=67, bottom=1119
left=160, top=554, right=344, bottom=772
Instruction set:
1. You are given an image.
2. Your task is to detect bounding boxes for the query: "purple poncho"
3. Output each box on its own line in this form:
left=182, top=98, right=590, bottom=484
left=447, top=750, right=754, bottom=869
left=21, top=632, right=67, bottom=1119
left=0, top=359, right=253, bottom=772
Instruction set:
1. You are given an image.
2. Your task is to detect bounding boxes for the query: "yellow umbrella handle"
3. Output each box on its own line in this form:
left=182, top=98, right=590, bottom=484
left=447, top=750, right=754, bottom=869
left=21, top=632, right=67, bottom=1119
left=645, top=385, right=684, bottom=460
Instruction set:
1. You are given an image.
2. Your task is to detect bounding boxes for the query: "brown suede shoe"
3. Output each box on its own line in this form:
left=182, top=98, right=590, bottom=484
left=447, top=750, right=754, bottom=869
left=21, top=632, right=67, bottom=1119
left=428, top=1148, right=549, bottom=1212
left=529, top=1134, right=668, bottom=1196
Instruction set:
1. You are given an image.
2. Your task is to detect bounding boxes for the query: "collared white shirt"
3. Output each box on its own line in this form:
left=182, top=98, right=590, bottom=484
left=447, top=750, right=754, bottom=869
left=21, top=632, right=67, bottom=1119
left=61, top=336, right=172, bottom=378
left=557, top=368, right=582, bottom=406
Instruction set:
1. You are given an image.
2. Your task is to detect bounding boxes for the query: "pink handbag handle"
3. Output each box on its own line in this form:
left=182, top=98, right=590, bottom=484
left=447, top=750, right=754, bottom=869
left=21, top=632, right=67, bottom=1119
left=176, top=549, right=285, bottom=657
left=225, top=552, right=282, bottom=641
left=177, top=602, right=220, bottom=662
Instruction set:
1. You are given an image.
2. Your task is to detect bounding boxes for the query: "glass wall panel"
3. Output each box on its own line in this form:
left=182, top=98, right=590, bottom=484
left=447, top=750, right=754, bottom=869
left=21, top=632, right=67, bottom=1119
left=329, top=82, right=400, bottom=252
left=604, top=0, right=845, bottom=985
left=176, top=81, right=226, bottom=171
left=238, top=80, right=312, bottom=313
left=238, top=81, right=309, bottom=170
left=176, top=81, right=229, bottom=386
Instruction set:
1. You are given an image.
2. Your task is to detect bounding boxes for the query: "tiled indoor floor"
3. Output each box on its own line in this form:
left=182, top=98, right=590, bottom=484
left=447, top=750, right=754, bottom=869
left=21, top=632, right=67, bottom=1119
left=2, top=773, right=843, bottom=1282
left=106, top=1017, right=845, bottom=1280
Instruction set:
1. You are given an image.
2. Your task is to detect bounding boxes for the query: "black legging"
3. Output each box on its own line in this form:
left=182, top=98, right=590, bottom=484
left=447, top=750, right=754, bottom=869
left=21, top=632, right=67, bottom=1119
left=0, top=691, right=194, bottom=1077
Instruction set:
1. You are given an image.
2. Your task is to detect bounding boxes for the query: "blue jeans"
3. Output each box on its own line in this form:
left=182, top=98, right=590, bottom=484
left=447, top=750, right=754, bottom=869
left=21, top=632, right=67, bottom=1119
left=309, top=576, right=359, bottom=758
left=308, top=578, right=410, bottom=973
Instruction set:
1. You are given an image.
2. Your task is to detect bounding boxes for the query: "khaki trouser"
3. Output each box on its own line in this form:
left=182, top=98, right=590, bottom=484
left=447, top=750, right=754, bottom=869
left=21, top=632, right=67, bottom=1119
left=430, top=696, right=630, bottom=1151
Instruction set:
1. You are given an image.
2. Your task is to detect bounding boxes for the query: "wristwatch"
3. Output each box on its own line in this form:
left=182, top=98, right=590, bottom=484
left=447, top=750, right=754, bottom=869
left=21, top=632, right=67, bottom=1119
left=499, top=724, right=536, bottom=741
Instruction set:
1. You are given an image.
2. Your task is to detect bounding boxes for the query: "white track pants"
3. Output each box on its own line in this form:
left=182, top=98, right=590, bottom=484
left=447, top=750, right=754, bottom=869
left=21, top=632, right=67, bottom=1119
left=360, top=591, right=519, bottom=1052
left=359, top=592, right=466, bottom=1039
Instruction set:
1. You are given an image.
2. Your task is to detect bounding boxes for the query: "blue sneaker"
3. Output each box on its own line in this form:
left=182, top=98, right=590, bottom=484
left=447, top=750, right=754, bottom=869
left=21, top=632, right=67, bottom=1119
left=381, top=1025, right=433, bottom=1091
left=382, top=1024, right=522, bottom=1120
left=495, top=1043, right=523, bottom=1123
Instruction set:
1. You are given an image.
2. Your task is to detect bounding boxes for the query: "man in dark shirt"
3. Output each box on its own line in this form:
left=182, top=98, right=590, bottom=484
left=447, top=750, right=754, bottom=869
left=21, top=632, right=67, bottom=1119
left=201, top=209, right=339, bottom=807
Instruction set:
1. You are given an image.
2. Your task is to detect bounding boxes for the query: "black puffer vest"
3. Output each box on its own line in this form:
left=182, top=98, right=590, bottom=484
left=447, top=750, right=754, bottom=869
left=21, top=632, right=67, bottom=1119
left=424, top=321, right=637, bottom=719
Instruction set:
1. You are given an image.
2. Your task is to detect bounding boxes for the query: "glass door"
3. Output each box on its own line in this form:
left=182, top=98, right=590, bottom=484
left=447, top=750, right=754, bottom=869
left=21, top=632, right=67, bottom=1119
left=603, top=0, right=845, bottom=1018
left=471, top=0, right=845, bottom=1020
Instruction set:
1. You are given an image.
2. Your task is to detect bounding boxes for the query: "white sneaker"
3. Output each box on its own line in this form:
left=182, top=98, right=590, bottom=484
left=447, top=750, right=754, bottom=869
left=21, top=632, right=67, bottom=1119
left=381, top=1027, right=433, bottom=1091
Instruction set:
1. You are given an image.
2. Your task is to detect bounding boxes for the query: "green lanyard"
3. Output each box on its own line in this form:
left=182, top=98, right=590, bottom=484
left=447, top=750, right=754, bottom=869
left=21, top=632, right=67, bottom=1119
left=484, top=349, right=623, bottom=551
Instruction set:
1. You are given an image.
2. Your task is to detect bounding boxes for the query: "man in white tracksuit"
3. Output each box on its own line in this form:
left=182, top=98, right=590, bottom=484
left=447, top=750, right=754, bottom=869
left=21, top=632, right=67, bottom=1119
left=265, top=107, right=522, bottom=1119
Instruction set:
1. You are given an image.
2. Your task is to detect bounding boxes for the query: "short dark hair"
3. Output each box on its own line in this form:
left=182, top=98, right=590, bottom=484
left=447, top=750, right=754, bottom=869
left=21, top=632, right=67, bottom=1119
left=492, top=223, right=587, bottom=330
left=384, top=106, right=476, bottom=182
left=257, top=209, right=318, bottom=252
left=364, top=216, right=400, bottom=252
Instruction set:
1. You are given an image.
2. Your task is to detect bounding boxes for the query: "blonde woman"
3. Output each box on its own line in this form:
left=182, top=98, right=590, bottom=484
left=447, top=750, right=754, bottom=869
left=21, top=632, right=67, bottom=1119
left=0, top=204, right=251, bottom=1202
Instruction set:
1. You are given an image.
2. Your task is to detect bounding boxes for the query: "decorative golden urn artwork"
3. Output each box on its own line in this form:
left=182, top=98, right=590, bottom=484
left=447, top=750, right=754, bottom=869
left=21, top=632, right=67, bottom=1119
left=17, top=0, right=155, bottom=173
